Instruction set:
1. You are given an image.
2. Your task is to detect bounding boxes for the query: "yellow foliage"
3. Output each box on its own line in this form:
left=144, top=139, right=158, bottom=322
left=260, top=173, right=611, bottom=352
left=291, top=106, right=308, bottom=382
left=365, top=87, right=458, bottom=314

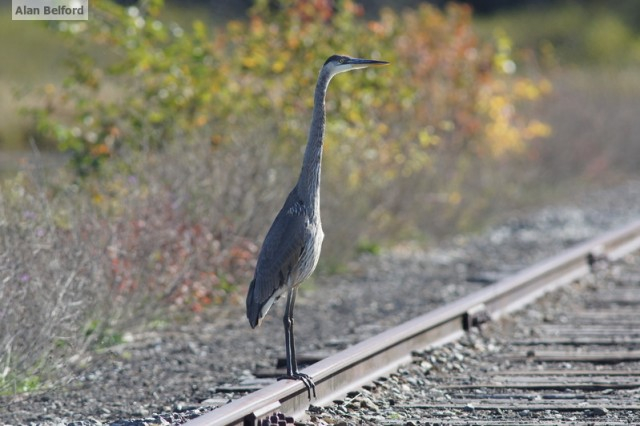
left=448, top=191, right=462, bottom=206
left=195, top=115, right=207, bottom=127
left=271, top=60, right=286, bottom=73
left=514, top=79, right=542, bottom=100
left=523, top=119, right=552, bottom=139
left=539, top=78, right=553, bottom=94
left=35, top=0, right=550, bottom=234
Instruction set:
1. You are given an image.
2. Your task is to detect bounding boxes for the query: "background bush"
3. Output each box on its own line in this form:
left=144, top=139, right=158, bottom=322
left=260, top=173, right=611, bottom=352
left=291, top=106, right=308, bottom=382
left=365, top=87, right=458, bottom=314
left=34, top=0, right=548, bottom=248
left=2, top=0, right=548, bottom=392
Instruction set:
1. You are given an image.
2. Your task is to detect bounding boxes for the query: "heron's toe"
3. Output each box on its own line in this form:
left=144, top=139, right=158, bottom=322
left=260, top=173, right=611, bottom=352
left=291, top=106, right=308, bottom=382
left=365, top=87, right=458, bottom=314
left=277, top=372, right=316, bottom=399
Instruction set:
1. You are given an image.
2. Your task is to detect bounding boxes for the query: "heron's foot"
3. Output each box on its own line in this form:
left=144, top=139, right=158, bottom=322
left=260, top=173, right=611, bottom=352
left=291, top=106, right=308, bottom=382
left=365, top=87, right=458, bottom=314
left=278, top=372, right=316, bottom=399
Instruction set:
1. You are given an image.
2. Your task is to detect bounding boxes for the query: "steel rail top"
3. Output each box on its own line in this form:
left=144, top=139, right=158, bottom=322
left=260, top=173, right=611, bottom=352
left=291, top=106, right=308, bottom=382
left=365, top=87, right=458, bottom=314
left=185, top=218, right=640, bottom=426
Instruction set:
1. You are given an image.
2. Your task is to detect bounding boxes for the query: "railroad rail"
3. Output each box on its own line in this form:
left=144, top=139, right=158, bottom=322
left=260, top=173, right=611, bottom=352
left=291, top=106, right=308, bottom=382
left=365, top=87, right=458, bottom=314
left=185, top=219, right=640, bottom=426
left=318, top=243, right=640, bottom=424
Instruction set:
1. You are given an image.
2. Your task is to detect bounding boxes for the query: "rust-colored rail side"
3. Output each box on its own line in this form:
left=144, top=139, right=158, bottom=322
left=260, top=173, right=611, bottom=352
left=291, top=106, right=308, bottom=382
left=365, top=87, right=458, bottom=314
left=185, top=219, right=640, bottom=426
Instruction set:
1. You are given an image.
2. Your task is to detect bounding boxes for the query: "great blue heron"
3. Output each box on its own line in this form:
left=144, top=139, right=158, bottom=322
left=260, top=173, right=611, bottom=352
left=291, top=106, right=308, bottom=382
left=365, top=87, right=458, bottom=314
left=246, top=55, right=388, bottom=398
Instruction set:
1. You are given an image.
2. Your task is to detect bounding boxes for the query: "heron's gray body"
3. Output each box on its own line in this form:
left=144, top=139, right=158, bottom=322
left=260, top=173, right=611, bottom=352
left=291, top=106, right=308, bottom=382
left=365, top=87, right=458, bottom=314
left=245, top=55, right=388, bottom=397
left=246, top=64, right=332, bottom=329
left=246, top=184, right=324, bottom=328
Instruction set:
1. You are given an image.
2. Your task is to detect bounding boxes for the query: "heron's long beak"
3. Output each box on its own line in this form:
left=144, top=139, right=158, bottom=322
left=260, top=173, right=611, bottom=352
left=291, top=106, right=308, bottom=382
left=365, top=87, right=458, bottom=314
left=347, top=58, right=390, bottom=68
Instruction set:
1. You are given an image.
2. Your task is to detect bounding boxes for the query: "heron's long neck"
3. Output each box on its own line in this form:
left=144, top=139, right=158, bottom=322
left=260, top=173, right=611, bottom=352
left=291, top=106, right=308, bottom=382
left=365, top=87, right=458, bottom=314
left=298, top=69, right=332, bottom=214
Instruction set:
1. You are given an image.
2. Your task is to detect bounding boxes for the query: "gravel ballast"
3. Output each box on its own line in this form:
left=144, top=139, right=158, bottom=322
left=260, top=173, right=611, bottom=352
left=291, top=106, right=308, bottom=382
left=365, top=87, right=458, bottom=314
left=313, top=252, right=640, bottom=425
left=1, top=179, right=640, bottom=425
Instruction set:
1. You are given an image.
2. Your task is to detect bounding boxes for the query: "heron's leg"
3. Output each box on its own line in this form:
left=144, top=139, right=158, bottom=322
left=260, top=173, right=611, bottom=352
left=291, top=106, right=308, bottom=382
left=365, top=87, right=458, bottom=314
left=286, top=287, right=300, bottom=374
left=278, top=286, right=316, bottom=399
left=283, top=287, right=295, bottom=375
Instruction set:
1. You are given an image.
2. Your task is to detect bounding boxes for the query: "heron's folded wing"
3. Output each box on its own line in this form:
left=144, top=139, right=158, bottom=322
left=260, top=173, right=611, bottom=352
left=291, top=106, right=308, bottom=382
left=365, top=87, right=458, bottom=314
left=253, top=197, right=308, bottom=304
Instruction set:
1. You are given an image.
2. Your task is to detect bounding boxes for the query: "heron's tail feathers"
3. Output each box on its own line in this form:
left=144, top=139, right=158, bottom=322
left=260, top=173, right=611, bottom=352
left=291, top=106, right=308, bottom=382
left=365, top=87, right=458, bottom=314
left=246, top=278, right=261, bottom=328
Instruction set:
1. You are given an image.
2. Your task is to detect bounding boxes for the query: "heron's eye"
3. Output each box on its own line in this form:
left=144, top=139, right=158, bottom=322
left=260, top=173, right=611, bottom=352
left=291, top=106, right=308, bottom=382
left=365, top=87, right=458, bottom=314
left=339, top=58, right=346, bottom=64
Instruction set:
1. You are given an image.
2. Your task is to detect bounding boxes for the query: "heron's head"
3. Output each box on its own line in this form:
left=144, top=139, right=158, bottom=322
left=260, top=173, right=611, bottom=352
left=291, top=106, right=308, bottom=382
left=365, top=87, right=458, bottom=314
left=323, top=55, right=389, bottom=78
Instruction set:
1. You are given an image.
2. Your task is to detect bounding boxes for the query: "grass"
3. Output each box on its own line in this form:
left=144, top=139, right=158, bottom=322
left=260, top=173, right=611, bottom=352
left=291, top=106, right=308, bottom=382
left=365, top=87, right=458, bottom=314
left=474, top=2, right=640, bottom=67
left=532, top=67, right=640, bottom=183
left=0, top=7, right=68, bottom=151
left=0, top=9, right=67, bottom=81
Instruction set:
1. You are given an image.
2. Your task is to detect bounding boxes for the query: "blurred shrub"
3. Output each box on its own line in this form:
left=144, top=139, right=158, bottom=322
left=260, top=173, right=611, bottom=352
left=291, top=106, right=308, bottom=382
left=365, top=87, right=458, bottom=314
left=0, top=169, right=110, bottom=392
left=32, top=0, right=548, bottom=248
left=584, top=13, right=636, bottom=64
left=0, top=133, right=284, bottom=393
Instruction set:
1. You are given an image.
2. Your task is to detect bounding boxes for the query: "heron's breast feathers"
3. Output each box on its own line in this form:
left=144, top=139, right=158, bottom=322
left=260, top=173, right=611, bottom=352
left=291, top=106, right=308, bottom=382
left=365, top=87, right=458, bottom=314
left=296, top=221, right=324, bottom=285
